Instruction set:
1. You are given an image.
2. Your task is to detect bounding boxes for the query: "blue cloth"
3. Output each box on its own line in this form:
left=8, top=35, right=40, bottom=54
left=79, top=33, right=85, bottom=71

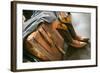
left=23, top=11, right=57, bottom=39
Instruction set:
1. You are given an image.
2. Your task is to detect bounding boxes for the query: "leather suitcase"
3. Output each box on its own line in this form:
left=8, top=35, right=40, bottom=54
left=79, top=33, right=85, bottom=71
left=24, top=23, right=64, bottom=61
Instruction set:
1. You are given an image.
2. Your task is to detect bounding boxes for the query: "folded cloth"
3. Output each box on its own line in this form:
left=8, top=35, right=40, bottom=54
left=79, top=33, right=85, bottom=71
left=23, top=11, right=57, bottom=39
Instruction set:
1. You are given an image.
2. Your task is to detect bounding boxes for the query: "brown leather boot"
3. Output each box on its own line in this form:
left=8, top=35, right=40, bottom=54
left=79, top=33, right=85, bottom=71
left=57, top=29, right=87, bottom=48
left=64, top=23, right=89, bottom=42
left=69, top=39, right=87, bottom=48
left=75, top=36, right=89, bottom=42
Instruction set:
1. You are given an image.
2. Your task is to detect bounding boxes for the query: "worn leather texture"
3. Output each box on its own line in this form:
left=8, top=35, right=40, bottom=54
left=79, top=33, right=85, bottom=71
left=25, top=23, right=64, bottom=61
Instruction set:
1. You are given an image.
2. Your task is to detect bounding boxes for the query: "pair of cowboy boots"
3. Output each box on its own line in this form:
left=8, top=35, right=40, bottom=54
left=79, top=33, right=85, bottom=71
left=57, top=22, right=89, bottom=48
left=57, top=23, right=89, bottom=48
left=66, top=23, right=89, bottom=48
left=56, top=12, right=89, bottom=48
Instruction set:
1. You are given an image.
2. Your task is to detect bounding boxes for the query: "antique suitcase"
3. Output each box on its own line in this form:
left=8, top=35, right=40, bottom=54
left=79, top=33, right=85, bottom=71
left=24, top=23, right=65, bottom=61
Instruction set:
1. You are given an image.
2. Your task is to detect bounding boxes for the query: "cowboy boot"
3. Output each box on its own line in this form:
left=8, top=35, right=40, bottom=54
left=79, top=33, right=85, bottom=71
left=57, top=29, right=87, bottom=48
left=57, top=12, right=89, bottom=42
left=65, top=23, right=89, bottom=42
